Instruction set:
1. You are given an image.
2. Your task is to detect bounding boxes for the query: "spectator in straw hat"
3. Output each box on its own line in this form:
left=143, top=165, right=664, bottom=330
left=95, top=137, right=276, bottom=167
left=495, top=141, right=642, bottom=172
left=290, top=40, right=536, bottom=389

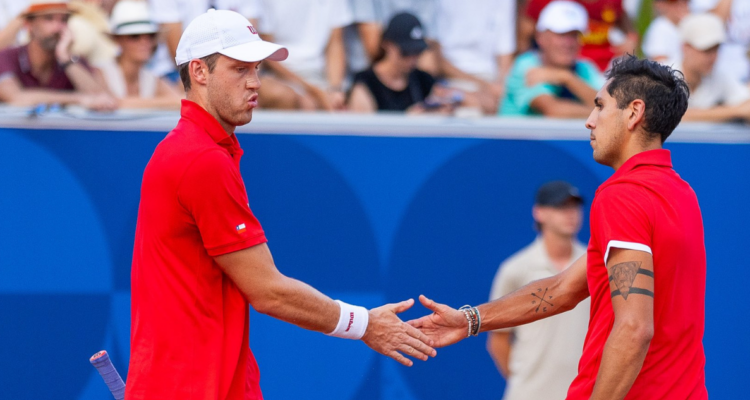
left=99, top=0, right=181, bottom=109
left=0, top=0, right=117, bottom=110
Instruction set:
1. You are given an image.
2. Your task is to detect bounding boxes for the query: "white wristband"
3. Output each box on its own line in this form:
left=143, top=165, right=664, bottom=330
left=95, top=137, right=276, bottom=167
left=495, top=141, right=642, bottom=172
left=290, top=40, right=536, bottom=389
left=327, top=300, right=369, bottom=340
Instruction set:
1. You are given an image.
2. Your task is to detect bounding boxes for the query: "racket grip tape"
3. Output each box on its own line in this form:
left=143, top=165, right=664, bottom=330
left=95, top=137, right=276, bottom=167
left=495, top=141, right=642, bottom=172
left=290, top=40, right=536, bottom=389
left=90, top=350, right=126, bottom=400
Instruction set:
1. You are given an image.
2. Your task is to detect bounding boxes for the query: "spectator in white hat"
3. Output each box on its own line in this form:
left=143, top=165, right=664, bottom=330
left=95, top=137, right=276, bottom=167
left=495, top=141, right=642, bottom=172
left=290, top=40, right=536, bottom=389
left=677, top=13, right=750, bottom=122
left=99, top=0, right=181, bottom=109
left=500, top=0, right=604, bottom=118
left=0, top=0, right=117, bottom=110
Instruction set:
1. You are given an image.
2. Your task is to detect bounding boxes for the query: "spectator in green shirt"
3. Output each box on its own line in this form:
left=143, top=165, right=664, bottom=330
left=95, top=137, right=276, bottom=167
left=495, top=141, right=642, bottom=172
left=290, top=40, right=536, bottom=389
left=500, top=0, right=604, bottom=118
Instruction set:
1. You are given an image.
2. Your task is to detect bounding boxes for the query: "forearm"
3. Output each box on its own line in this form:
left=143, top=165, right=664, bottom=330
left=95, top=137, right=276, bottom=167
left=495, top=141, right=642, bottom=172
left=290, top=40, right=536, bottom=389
left=590, top=322, right=652, bottom=400
left=534, top=98, right=592, bottom=118
left=118, top=96, right=181, bottom=110
left=325, top=28, right=346, bottom=90
left=0, top=17, right=23, bottom=49
left=439, top=54, right=483, bottom=84
left=265, top=61, right=313, bottom=89
left=7, top=89, right=84, bottom=106
left=487, top=332, right=512, bottom=378
left=64, top=64, right=107, bottom=94
left=563, top=73, right=597, bottom=106
left=251, top=274, right=340, bottom=333
left=711, top=0, right=732, bottom=20
left=496, top=54, right=513, bottom=84
left=683, top=106, right=744, bottom=122
left=161, top=22, right=183, bottom=60
left=478, top=274, right=584, bottom=332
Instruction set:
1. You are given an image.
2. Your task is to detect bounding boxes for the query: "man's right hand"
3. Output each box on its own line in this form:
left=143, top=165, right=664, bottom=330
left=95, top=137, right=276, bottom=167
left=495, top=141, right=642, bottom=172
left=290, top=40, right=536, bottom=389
left=406, top=295, right=469, bottom=348
left=361, top=299, right=437, bottom=367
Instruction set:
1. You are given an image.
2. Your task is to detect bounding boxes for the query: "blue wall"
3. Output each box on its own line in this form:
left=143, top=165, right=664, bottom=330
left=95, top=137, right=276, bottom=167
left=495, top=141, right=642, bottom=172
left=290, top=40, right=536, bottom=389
left=0, top=127, right=745, bottom=399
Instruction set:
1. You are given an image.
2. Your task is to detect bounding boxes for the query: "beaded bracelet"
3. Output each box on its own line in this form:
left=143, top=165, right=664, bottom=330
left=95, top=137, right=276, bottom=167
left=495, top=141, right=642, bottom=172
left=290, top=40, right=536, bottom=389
left=459, top=305, right=480, bottom=337
left=470, top=306, right=482, bottom=336
left=459, top=305, right=474, bottom=337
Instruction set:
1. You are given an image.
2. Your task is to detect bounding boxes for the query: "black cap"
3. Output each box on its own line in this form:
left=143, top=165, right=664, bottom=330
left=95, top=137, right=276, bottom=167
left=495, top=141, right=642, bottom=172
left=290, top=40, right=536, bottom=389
left=382, top=12, right=428, bottom=55
left=535, top=181, right=584, bottom=207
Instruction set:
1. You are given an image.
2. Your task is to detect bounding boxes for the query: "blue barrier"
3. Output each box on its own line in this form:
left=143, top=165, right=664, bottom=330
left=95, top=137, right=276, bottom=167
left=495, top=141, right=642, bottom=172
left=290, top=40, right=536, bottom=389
left=0, top=113, right=747, bottom=399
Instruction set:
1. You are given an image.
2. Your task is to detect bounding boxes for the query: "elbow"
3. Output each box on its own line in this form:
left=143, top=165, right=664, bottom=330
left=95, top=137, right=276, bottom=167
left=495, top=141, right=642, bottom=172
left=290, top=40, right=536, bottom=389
left=249, top=292, right=282, bottom=316
left=616, top=319, right=654, bottom=348
left=246, top=278, right=287, bottom=316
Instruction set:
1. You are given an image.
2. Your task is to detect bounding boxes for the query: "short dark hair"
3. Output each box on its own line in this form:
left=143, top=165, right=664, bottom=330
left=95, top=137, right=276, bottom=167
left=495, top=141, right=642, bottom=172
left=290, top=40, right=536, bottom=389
left=605, top=55, right=690, bottom=143
left=178, top=53, right=221, bottom=91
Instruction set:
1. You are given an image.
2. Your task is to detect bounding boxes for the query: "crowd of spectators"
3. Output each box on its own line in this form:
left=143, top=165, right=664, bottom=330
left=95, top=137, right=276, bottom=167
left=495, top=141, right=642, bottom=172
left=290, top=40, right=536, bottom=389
left=0, top=0, right=748, bottom=123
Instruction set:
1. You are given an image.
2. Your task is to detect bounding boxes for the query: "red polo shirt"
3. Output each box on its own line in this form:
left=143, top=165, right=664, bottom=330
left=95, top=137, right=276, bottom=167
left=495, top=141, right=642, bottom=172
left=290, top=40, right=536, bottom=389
left=127, top=100, right=267, bottom=400
left=567, top=150, right=707, bottom=399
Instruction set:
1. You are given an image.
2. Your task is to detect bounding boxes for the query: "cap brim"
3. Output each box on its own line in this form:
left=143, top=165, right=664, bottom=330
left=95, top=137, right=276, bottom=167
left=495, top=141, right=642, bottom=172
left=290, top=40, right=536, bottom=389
left=112, top=23, right=159, bottom=36
left=542, top=25, right=584, bottom=34
left=219, top=40, right=288, bottom=63
left=398, top=39, right=428, bottom=55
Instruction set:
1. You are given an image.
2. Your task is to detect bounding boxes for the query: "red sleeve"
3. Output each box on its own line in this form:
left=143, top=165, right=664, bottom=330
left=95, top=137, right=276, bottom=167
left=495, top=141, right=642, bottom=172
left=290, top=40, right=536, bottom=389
left=591, top=183, right=654, bottom=264
left=178, top=149, right=267, bottom=257
left=525, top=0, right=554, bottom=20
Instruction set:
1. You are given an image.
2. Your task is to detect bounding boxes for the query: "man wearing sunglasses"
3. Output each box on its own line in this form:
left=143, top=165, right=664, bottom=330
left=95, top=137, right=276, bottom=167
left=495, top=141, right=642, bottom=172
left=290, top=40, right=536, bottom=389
left=0, top=0, right=117, bottom=111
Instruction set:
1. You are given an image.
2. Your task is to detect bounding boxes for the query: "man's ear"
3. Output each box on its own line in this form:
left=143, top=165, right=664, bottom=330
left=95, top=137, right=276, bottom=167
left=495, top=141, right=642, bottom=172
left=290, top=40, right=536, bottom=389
left=190, top=59, right=209, bottom=87
left=532, top=205, right=546, bottom=226
left=627, top=99, right=646, bottom=131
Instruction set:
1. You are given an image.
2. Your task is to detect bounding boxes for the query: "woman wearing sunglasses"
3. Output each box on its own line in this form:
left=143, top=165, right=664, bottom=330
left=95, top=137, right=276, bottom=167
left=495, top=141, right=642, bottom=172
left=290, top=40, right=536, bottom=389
left=101, top=0, right=180, bottom=109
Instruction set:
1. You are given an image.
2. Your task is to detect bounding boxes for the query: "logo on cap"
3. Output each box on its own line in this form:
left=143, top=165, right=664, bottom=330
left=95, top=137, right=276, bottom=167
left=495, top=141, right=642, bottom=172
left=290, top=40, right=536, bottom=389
left=410, top=26, right=423, bottom=40
left=248, top=26, right=257, bottom=35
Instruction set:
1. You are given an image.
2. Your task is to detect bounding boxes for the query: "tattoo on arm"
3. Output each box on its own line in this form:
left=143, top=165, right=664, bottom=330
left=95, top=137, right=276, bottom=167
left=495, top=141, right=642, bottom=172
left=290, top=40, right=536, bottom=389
left=530, top=288, right=554, bottom=313
left=609, top=261, right=654, bottom=300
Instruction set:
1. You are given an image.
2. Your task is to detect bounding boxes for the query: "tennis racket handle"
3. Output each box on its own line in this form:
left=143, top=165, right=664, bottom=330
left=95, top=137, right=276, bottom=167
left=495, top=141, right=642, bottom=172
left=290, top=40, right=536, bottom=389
left=90, top=350, right=126, bottom=400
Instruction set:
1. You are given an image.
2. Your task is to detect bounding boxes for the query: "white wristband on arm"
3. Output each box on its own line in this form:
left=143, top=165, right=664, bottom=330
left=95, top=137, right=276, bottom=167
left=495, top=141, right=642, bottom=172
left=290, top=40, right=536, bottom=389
left=327, top=300, right=369, bottom=340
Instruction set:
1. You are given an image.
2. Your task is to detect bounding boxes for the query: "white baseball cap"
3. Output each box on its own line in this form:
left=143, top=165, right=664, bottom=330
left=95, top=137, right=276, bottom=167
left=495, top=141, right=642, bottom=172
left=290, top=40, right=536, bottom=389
left=536, top=1, right=589, bottom=34
left=679, top=13, right=726, bottom=51
left=110, top=0, right=158, bottom=36
left=175, top=9, right=288, bottom=66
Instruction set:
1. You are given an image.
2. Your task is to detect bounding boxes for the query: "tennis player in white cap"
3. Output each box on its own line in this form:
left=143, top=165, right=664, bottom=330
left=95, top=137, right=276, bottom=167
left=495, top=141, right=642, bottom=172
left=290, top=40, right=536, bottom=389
left=127, top=9, right=436, bottom=400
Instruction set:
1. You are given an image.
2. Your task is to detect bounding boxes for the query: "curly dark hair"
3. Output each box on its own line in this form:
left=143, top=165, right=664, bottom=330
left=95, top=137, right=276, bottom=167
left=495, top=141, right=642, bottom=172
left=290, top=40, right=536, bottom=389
left=605, top=55, right=690, bottom=143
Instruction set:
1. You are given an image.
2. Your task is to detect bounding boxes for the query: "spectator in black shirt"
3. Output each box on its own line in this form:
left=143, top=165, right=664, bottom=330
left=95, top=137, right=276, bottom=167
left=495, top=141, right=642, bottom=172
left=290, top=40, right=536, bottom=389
left=347, top=12, right=463, bottom=113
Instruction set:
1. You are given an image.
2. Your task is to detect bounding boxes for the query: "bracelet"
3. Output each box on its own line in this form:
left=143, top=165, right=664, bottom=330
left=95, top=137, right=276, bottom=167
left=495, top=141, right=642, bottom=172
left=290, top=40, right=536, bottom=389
left=459, top=305, right=482, bottom=337
left=60, top=55, right=79, bottom=70
left=459, top=305, right=476, bottom=338
left=326, top=300, right=369, bottom=340
left=470, top=306, right=481, bottom=336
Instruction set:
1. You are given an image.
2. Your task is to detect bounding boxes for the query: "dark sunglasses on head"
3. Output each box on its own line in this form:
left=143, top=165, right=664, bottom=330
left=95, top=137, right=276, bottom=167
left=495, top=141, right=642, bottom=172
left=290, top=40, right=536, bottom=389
left=125, top=33, right=157, bottom=41
left=399, top=48, right=424, bottom=57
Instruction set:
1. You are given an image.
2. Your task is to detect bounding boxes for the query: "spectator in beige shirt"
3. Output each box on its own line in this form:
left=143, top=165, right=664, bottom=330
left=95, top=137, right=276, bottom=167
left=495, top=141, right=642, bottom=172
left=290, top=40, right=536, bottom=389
left=488, top=181, right=590, bottom=400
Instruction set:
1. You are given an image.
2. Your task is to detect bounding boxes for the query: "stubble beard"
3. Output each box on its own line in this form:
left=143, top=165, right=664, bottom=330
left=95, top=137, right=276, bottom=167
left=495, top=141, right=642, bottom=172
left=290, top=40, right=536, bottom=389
left=38, top=34, right=60, bottom=52
left=208, top=85, right=252, bottom=128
